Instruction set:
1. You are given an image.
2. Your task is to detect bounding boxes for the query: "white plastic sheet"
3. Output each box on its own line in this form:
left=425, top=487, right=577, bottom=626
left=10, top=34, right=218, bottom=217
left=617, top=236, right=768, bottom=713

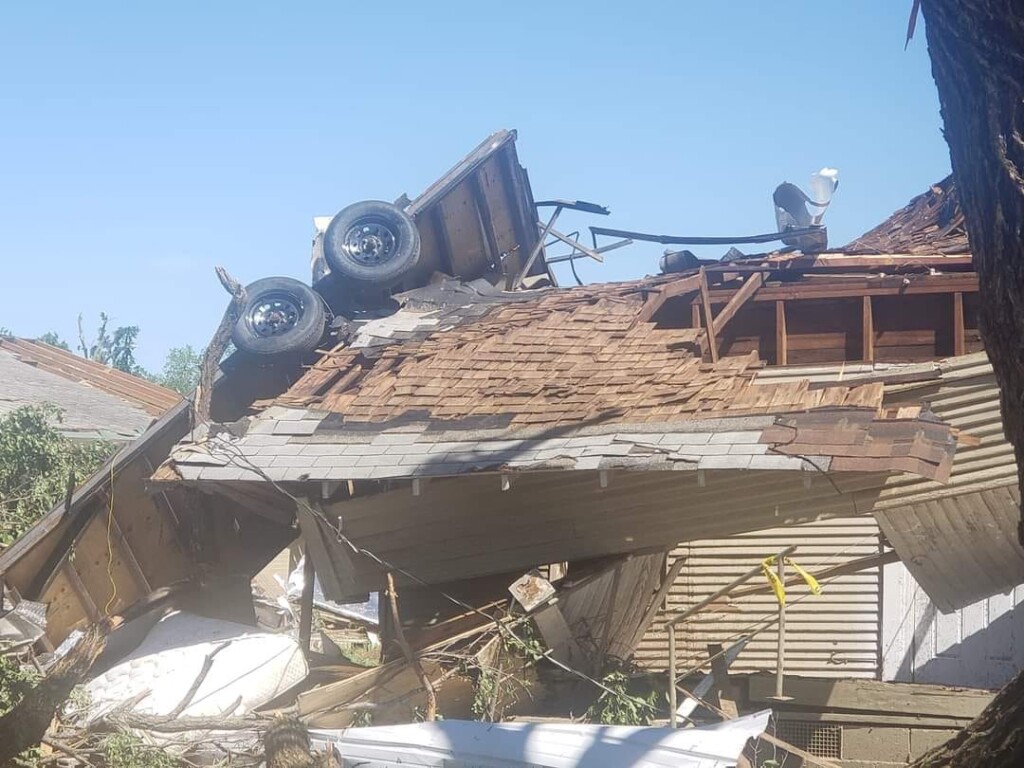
left=311, top=710, right=771, bottom=768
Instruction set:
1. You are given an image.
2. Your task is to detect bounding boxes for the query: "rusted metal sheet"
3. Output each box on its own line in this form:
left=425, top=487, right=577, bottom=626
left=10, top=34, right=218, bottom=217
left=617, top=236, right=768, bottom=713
left=635, top=517, right=883, bottom=678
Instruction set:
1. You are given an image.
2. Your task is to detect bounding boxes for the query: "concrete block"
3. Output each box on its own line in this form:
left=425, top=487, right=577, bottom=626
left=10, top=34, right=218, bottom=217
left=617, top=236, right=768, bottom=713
left=910, top=729, right=958, bottom=760
left=842, top=725, right=910, bottom=764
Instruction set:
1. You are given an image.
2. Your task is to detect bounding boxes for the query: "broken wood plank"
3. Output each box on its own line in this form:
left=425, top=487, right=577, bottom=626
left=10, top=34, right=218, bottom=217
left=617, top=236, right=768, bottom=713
left=634, top=273, right=703, bottom=325
left=698, top=267, right=719, bottom=363
left=386, top=572, right=437, bottom=721
left=712, top=271, right=764, bottom=339
left=746, top=673, right=991, bottom=719
left=627, top=555, right=686, bottom=653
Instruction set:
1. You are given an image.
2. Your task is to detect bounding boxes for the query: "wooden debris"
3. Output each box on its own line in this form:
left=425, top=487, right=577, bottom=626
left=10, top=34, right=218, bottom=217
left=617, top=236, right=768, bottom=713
left=385, top=572, right=436, bottom=721
left=195, top=266, right=246, bottom=423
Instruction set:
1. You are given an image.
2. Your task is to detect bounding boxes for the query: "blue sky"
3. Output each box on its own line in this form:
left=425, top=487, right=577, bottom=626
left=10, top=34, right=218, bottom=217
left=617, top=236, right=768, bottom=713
left=0, top=2, right=949, bottom=372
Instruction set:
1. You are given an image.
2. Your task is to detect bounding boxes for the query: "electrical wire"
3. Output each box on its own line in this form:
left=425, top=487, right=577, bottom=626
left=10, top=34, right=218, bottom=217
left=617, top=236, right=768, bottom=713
left=203, top=435, right=648, bottom=708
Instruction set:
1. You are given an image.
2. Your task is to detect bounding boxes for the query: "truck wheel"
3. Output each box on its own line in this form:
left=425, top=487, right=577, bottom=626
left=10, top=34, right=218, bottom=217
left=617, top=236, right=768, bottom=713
left=323, top=200, right=420, bottom=285
left=232, top=277, right=330, bottom=357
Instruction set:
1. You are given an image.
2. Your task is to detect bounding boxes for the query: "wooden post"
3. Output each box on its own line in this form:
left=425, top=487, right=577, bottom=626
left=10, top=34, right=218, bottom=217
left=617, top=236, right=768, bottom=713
left=298, top=543, right=316, bottom=652
left=774, top=555, right=788, bottom=700
left=953, top=291, right=965, bottom=355
left=862, top=295, right=875, bottom=362
left=668, top=623, right=678, bottom=728
left=775, top=300, right=788, bottom=365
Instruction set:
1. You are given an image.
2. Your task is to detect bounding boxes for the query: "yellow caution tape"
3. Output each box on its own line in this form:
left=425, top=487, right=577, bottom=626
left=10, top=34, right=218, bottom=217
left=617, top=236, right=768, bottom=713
left=787, top=558, right=823, bottom=596
left=761, top=556, right=823, bottom=607
left=761, top=557, right=787, bottom=606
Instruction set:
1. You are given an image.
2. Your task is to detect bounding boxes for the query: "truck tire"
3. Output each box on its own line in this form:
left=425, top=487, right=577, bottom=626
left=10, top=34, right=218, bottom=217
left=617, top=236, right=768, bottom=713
left=322, top=200, right=420, bottom=285
left=232, top=276, right=330, bottom=357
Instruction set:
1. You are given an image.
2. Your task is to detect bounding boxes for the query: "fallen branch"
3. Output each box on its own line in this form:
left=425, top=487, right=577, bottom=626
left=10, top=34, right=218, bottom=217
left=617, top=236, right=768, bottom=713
left=195, top=267, right=246, bottom=424
left=104, top=712, right=269, bottom=733
left=0, top=621, right=112, bottom=764
left=385, top=572, right=437, bottom=721
left=167, top=642, right=231, bottom=718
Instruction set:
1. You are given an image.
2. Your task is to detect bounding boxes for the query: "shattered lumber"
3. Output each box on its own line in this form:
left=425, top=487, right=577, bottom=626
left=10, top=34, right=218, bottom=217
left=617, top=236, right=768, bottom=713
left=195, top=266, right=246, bottom=423
left=385, top=572, right=437, bottom=721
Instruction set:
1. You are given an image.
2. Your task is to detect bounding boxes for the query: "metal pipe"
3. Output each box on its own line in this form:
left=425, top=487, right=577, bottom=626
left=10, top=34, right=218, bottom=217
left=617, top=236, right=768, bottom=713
left=663, top=544, right=797, bottom=628
left=514, top=207, right=562, bottom=288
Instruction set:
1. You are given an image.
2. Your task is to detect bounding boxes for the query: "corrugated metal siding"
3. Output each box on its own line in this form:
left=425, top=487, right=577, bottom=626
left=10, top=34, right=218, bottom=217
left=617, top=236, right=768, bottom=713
left=757, top=353, right=1024, bottom=612
left=636, top=517, right=882, bottom=678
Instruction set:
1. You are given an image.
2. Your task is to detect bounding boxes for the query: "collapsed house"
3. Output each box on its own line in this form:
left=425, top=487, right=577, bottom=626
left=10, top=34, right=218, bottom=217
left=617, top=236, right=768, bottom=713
left=2, top=134, right=1022, bottom=766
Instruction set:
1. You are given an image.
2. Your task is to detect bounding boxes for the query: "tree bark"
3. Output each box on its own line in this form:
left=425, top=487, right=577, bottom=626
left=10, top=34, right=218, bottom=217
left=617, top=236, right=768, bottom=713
left=909, top=2, right=1024, bottom=767
left=920, top=0, right=1024, bottom=526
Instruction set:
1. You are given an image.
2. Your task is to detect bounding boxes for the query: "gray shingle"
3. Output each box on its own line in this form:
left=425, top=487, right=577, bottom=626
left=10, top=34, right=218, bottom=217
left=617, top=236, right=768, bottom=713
left=708, top=431, right=762, bottom=445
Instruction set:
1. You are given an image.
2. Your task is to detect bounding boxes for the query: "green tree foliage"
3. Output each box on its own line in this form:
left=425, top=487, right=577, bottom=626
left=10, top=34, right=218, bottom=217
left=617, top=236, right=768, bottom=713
left=77, top=313, right=143, bottom=376
left=157, top=345, right=202, bottom=395
left=0, top=405, right=112, bottom=546
left=35, top=332, right=70, bottom=351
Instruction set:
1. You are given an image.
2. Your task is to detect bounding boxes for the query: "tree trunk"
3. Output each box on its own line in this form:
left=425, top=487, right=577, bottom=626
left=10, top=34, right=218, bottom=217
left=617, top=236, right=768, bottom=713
left=909, top=2, right=1024, bottom=766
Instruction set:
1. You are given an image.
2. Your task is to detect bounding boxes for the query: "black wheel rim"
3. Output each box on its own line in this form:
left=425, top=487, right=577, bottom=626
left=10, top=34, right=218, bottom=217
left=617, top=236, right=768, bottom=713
left=341, top=216, right=399, bottom=265
left=247, top=292, right=303, bottom=338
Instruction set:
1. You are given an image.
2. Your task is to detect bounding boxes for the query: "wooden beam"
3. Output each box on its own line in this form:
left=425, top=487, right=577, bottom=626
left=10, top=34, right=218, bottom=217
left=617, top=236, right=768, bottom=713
left=703, top=273, right=979, bottom=303
left=728, top=550, right=899, bottom=601
left=698, top=267, right=719, bottom=363
left=104, top=510, right=152, bottom=594
left=862, top=295, right=874, bottom=362
left=61, top=563, right=101, bottom=622
left=299, top=543, right=316, bottom=651
left=953, top=291, right=966, bottom=355
left=775, top=300, right=788, bottom=365
left=711, top=271, right=764, bottom=338
left=634, top=273, right=703, bottom=325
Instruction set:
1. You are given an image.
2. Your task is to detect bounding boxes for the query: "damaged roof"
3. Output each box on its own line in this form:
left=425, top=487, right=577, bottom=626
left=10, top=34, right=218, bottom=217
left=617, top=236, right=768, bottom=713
left=0, top=337, right=181, bottom=440
left=844, top=175, right=969, bottom=255
left=165, top=274, right=957, bottom=486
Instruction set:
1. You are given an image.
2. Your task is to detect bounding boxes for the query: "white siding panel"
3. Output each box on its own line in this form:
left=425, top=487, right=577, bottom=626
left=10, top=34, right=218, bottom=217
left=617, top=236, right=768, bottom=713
left=636, top=517, right=882, bottom=678
left=882, top=559, right=1024, bottom=688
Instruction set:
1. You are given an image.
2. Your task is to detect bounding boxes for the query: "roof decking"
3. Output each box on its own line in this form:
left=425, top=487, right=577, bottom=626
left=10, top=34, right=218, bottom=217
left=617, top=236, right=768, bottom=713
left=164, top=272, right=958, bottom=487
left=845, top=175, right=969, bottom=255
left=0, top=337, right=181, bottom=440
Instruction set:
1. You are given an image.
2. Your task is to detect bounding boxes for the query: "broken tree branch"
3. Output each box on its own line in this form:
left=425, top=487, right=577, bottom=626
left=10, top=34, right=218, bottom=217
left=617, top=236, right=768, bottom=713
left=195, top=267, right=246, bottom=424
left=385, top=572, right=437, bottom=721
